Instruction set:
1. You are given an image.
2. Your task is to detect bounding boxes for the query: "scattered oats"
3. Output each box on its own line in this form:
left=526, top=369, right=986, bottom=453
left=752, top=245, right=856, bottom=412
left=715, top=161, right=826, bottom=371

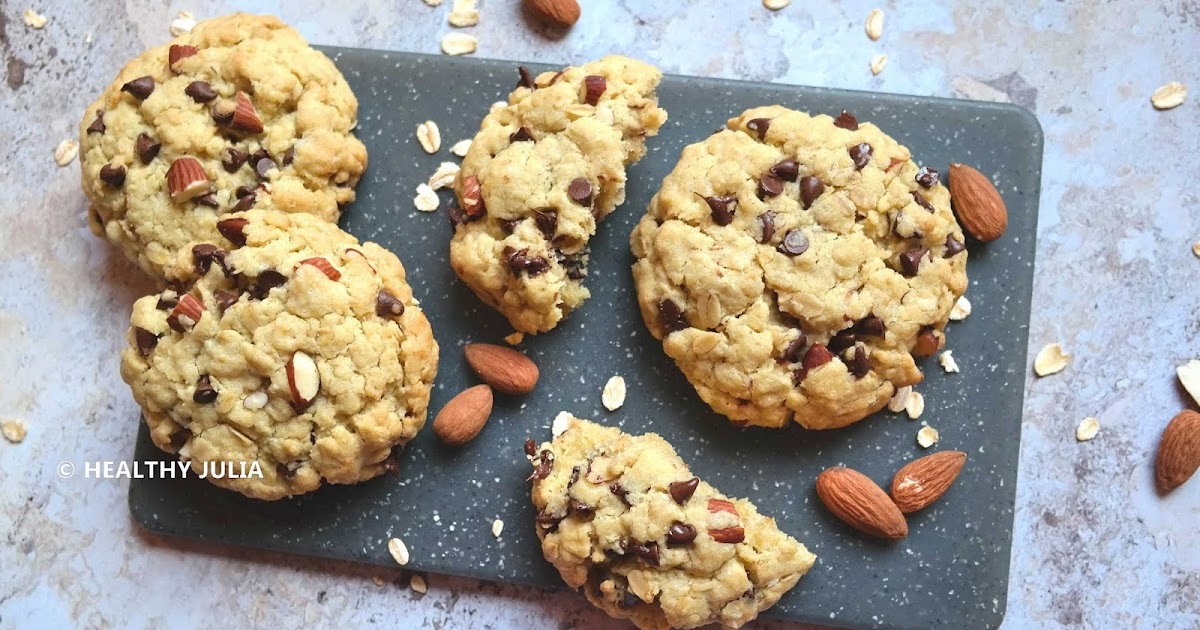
left=440, top=32, right=478, bottom=56
left=169, top=10, right=195, bottom=36
left=23, top=9, right=47, bottom=29
left=1033, top=343, right=1069, bottom=376
left=1075, top=417, right=1100, bottom=442
left=950, top=295, right=972, bottom=321
left=2, top=420, right=27, bottom=443
left=450, top=139, right=472, bottom=157
left=448, top=0, right=480, bottom=27
left=387, top=537, right=410, bottom=566
left=490, top=100, right=507, bottom=113
left=372, top=576, right=385, bottom=586
left=491, top=518, right=504, bottom=538
left=1192, top=241, right=1200, bottom=258
left=601, top=376, right=627, bottom=411
left=503, top=332, right=524, bottom=346
left=551, top=411, right=575, bottom=437
left=888, top=386, right=911, bottom=413
left=1177, top=360, right=1200, bottom=406
left=916, top=425, right=940, bottom=448
left=53, top=139, right=78, bottom=166
left=242, top=391, right=268, bottom=410
left=410, top=574, right=427, bottom=594
left=905, top=390, right=925, bottom=420
left=422, top=0, right=444, bottom=6
left=870, top=54, right=888, bottom=75
left=939, top=351, right=960, bottom=373
left=1151, top=81, right=1187, bottom=111
left=763, top=0, right=791, bottom=10
left=416, top=121, right=441, bottom=154
left=414, top=183, right=440, bottom=212
left=428, top=161, right=460, bottom=189
left=865, top=8, right=884, bottom=41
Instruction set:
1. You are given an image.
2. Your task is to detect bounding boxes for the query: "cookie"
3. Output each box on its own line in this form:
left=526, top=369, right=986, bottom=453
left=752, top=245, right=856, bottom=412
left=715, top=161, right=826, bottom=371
left=528, top=418, right=815, bottom=630
left=630, top=106, right=967, bottom=430
left=80, top=13, right=367, bottom=279
left=120, top=210, right=437, bottom=500
left=450, top=56, right=668, bottom=334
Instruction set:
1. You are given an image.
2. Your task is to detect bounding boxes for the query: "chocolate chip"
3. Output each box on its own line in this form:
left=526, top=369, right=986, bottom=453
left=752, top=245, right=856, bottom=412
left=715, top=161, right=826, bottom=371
left=900, top=247, right=927, bottom=276
left=746, top=118, right=770, bottom=140
left=800, top=176, right=824, bottom=209
left=568, top=178, right=593, bottom=205
left=196, top=193, right=218, bottom=208
left=632, top=542, right=659, bottom=566
left=282, top=146, right=295, bottom=166
left=855, top=315, right=885, bottom=337
left=134, top=327, right=158, bottom=357
left=849, top=143, right=873, bottom=170
left=583, top=75, right=606, bottom=106
left=250, top=269, right=286, bottom=299
left=255, top=157, right=277, bottom=179
left=783, top=334, right=807, bottom=362
left=222, top=148, right=248, bottom=173
left=448, top=205, right=472, bottom=226
left=502, top=246, right=551, bottom=276
left=559, top=248, right=589, bottom=280
left=524, top=438, right=537, bottom=457
left=169, top=429, right=191, bottom=451
left=758, top=211, right=776, bottom=243
left=99, top=164, right=126, bottom=187
left=703, top=195, right=736, bottom=226
left=668, top=477, right=699, bottom=504
left=944, top=235, right=965, bottom=257
left=184, top=80, right=217, bottom=103
left=234, top=184, right=255, bottom=199
left=833, top=110, right=859, bottom=131
left=618, top=590, right=641, bottom=609
left=191, top=243, right=227, bottom=274
left=916, top=166, right=940, bottom=188
left=509, top=126, right=533, bottom=143
left=657, top=299, right=688, bottom=334
left=376, top=290, right=406, bottom=317
left=232, top=192, right=257, bottom=213
left=516, top=65, right=535, bottom=90
left=212, top=108, right=234, bottom=125
left=193, top=375, right=218, bottom=403
left=527, top=449, right=555, bottom=481
left=217, top=217, right=249, bottom=246
left=250, top=148, right=269, bottom=165
left=667, top=522, right=697, bottom=546
left=849, top=345, right=870, bottom=379
left=214, top=289, right=240, bottom=311
left=777, top=229, right=809, bottom=256
left=610, top=482, right=631, bottom=506
left=569, top=465, right=580, bottom=486
left=86, top=110, right=105, bottom=134
left=135, top=133, right=161, bottom=164
left=757, top=173, right=784, bottom=199
left=121, top=76, right=155, bottom=100
left=533, top=209, right=558, bottom=239
left=155, top=291, right=178, bottom=310
left=570, top=500, right=594, bottom=518
left=769, top=158, right=799, bottom=182
left=912, top=190, right=934, bottom=212
left=828, top=329, right=857, bottom=354
left=535, top=509, right=561, bottom=531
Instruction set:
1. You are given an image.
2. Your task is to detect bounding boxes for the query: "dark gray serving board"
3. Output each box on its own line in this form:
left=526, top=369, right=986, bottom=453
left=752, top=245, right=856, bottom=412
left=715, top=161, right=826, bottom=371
left=129, top=47, right=1042, bottom=630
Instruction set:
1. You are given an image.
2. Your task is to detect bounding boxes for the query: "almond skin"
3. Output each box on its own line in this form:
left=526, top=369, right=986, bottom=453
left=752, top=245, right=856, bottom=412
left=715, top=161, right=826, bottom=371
left=948, top=163, right=1007, bottom=242
left=816, top=467, right=908, bottom=541
left=433, top=384, right=494, bottom=446
left=524, top=0, right=580, bottom=27
left=890, top=450, right=967, bottom=513
left=464, top=343, right=539, bottom=394
left=166, top=157, right=210, bottom=203
left=1155, top=410, right=1200, bottom=494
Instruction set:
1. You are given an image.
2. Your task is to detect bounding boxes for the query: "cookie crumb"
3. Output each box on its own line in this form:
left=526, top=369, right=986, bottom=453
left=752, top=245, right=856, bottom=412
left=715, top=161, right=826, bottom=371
left=1192, top=241, right=1200, bottom=258
left=1177, top=360, right=1200, bottom=406
left=416, top=121, right=441, bottom=154
left=54, top=139, right=78, bottom=166
left=601, top=376, right=626, bottom=411
left=503, top=332, right=524, bottom=346
left=414, top=184, right=439, bottom=212
left=865, top=8, right=884, bottom=41
left=888, top=385, right=911, bottom=413
left=1151, top=81, right=1187, bottom=111
left=949, top=295, right=972, bottom=321
left=763, top=0, right=790, bottom=9
left=905, top=391, right=925, bottom=419
left=1075, top=417, right=1100, bottom=442
left=450, top=139, right=472, bottom=157
left=428, top=162, right=460, bottom=190
left=1033, top=343, right=1069, bottom=376
left=916, top=425, right=939, bottom=448
left=387, top=537, right=410, bottom=566
left=939, top=351, right=959, bottom=373
left=870, top=54, right=888, bottom=76
left=372, top=575, right=385, bottom=586
left=551, top=411, right=576, bottom=437
left=23, top=9, right=47, bottom=29
left=491, top=518, right=504, bottom=538
left=448, top=0, right=479, bottom=27
left=2, top=420, right=27, bottom=443
left=169, top=10, right=195, bottom=36
left=441, top=33, right=478, bottom=56
left=410, top=574, right=428, bottom=594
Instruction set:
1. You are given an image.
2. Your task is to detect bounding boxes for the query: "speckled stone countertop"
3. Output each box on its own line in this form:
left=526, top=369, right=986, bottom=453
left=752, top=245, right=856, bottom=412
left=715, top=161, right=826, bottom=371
left=0, top=1, right=1196, bottom=629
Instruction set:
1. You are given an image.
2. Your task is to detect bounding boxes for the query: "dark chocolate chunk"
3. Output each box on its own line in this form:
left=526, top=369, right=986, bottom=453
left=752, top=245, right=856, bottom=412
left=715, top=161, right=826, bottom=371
left=376, top=290, right=406, bottom=317
left=533, top=209, right=558, bottom=239
left=193, top=375, right=218, bottom=403
left=632, top=542, right=659, bottom=566
left=657, top=299, right=688, bottom=333
left=135, top=133, right=161, bottom=164
left=609, top=483, right=631, bottom=506
left=214, top=289, right=240, bottom=311
left=250, top=269, right=286, bottom=299
left=777, top=229, right=809, bottom=256
left=833, top=110, right=859, bottom=131
left=509, top=126, right=533, bottom=143
left=746, top=117, right=770, bottom=140
left=217, top=217, right=249, bottom=246
left=282, top=146, right=295, bottom=166
left=849, top=143, right=873, bottom=170
left=757, top=173, right=784, bottom=199
left=524, top=438, right=537, bottom=457
left=668, top=477, right=699, bottom=504
left=528, top=449, right=555, bottom=481
left=86, top=110, right=105, bottom=134
left=184, top=80, right=217, bottom=103
left=703, top=195, right=736, bottom=226
left=828, top=329, right=857, bottom=354
left=570, top=500, right=594, bottom=518
left=667, top=522, right=697, bottom=546
left=502, top=246, right=551, bottom=276
left=191, top=243, right=227, bottom=274
left=855, top=315, right=885, bottom=337
left=222, top=148, right=249, bottom=173
left=232, top=192, right=256, bottom=213
left=99, top=164, right=126, bottom=188
left=944, top=235, right=965, bottom=257
left=849, top=345, right=870, bottom=378
left=516, top=65, right=535, bottom=90
left=758, top=211, right=776, bottom=243
left=121, top=76, right=155, bottom=100
left=912, top=190, right=934, bottom=212
left=783, top=334, right=807, bottom=362
left=569, top=465, right=580, bottom=486
left=799, top=176, right=824, bottom=209
left=134, top=327, right=158, bottom=357
left=916, top=166, right=940, bottom=188
left=900, top=247, right=927, bottom=277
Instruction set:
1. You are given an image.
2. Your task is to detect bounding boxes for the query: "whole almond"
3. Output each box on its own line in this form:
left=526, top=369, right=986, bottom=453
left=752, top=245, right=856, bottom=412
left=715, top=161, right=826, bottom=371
left=524, top=0, right=580, bottom=27
left=890, top=451, right=967, bottom=513
left=464, top=343, right=539, bottom=394
left=433, top=384, right=494, bottom=446
left=166, top=157, right=210, bottom=203
left=1155, top=410, right=1200, bottom=494
left=948, top=163, right=1007, bottom=242
left=231, top=91, right=264, bottom=134
left=816, top=467, right=908, bottom=540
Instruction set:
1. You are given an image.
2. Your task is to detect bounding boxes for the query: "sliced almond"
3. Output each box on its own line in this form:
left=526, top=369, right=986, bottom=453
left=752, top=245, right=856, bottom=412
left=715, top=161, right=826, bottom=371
left=460, top=175, right=485, bottom=217
left=286, top=351, right=321, bottom=411
left=1151, top=82, right=1187, bottom=111
left=1176, top=360, right=1200, bottom=406
left=865, top=8, right=884, bottom=41
left=939, top=350, right=960, bottom=373
left=1034, top=343, right=1069, bottom=376
left=230, top=92, right=263, bottom=134
left=428, top=162, right=460, bottom=190
left=601, top=376, right=626, bottom=411
left=440, top=33, right=478, bottom=56
left=168, top=44, right=198, bottom=71
left=433, top=384, right=494, bottom=446
left=870, top=54, right=888, bottom=75
left=888, top=385, right=911, bottom=413
left=388, top=537, right=410, bottom=565
left=1076, top=417, right=1100, bottom=442
left=166, top=157, right=210, bottom=203
left=54, top=139, right=78, bottom=166
left=905, top=390, right=925, bottom=419
left=416, top=121, right=441, bottom=153
left=464, top=343, right=539, bottom=394
left=297, top=257, right=341, bottom=281
left=450, top=139, right=472, bottom=157
left=916, top=425, right=940, bottom=448
left=949, top=295, right=972, bottom=321
left=167, top=294, right=205, bottom=332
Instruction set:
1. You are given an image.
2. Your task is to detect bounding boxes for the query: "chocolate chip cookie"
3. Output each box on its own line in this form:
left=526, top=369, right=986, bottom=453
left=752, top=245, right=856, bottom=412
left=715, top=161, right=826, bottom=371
left=528, top=418, right=815, bottom=629
left=630, top=106, right=968, bottom=430
left=451, top=56, right=668, bottom=334
left=80, top=13, right=367, bottom=279
left=120, top=210, right=437, bottom=500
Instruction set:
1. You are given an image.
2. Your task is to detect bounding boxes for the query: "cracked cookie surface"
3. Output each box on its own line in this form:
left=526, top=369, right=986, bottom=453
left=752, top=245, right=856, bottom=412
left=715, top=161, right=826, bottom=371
left=630, top=106, right=967, bottom=430
left=529, top=418, right=815, bottom=630
left=80, top=13, right=367, bottom=280
left=120, top=210, right=437, bottom=500
left=451, top=55, right=667, bottom=334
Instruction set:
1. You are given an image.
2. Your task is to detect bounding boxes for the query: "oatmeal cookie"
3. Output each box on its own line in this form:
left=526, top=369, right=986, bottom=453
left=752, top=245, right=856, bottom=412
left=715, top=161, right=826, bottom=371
left=630, top=106, right=967, bottom=429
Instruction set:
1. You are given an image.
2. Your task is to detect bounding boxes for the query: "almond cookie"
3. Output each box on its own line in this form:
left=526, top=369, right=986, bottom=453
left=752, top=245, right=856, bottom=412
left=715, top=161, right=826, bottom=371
left=528, top=418, right=815, bottom=629
left=451, top=56, right=668, bottom=334
left=630, top=106, right=968, bottom=430
left=80, top=13, right=367, bottom=279
left=120, top=210, right=437, bottom=500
